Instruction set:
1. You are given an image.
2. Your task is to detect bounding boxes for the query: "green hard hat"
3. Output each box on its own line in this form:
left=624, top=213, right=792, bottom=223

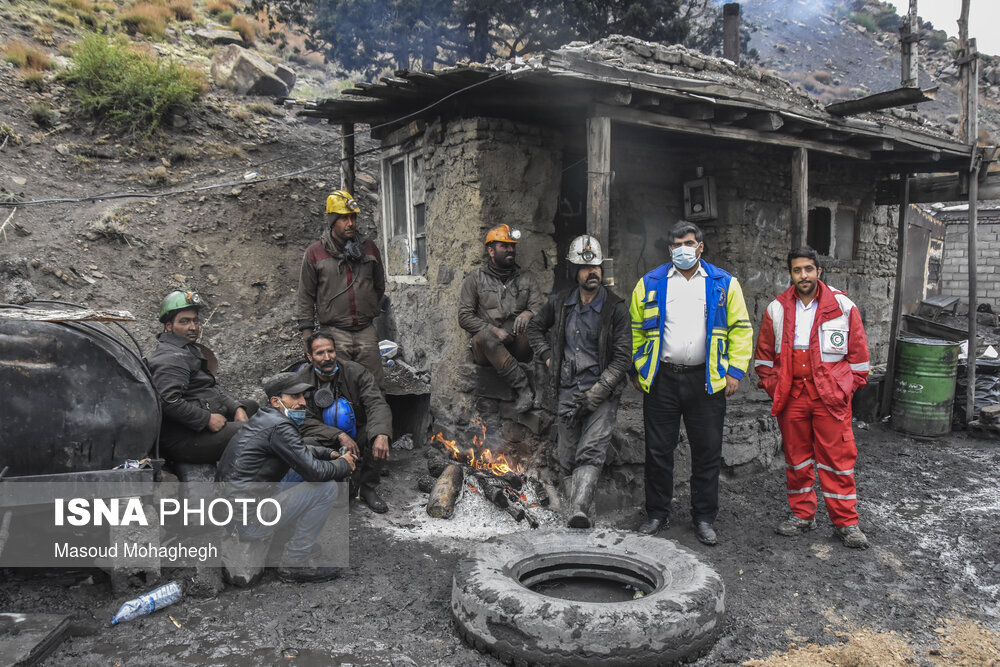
left=158, top=290, right=202, bottom=322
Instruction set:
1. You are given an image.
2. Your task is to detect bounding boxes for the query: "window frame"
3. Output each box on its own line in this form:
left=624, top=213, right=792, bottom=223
left=380, top=149, right=428, bottom=284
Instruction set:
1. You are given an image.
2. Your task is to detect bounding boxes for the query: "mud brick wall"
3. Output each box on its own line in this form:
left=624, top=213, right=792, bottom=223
left=377, top=117, right=562, bottom=437
left=940, top=221, right=1000, bottom=309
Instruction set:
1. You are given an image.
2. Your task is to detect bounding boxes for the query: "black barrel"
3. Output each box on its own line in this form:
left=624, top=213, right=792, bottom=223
left=0, top=302, right=159, bottom=476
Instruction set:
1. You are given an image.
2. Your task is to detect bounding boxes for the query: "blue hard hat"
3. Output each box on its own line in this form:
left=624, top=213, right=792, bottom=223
left=322, top=397, right=357, bottom=438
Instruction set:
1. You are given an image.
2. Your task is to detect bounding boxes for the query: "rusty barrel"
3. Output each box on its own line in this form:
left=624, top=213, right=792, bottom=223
left=0, top=302, right=159, bottom=476
left=891, top=336, right=960, bottom=437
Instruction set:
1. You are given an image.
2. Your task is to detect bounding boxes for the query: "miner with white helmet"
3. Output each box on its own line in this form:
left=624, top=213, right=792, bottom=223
left=458, top=224, right=545, bottom=413
left=296, top=190, right=387, bottom=387
left=146, top=289, right=258, bottom=464
left=527, top=235, right=631, bottom=528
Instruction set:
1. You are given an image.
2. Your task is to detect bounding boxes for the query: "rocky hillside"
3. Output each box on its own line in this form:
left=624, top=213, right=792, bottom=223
left=1, top=0, right=997, bottom=401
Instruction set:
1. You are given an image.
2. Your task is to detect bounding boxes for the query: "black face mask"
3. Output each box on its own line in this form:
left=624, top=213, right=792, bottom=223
left=344, top=239, right=365, bottom=263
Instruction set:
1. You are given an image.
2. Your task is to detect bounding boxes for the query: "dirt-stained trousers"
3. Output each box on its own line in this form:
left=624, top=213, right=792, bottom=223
left=470, top=327, right=533, bottom=371
left=556, top=389, right=619, bottom=473
left=328, top=325, right=384, bottom=389
left=777, top=384, right=859, bottom=527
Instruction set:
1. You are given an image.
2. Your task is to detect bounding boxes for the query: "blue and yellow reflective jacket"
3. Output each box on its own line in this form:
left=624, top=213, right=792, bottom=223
left=629, top=259, right=753, bottom=395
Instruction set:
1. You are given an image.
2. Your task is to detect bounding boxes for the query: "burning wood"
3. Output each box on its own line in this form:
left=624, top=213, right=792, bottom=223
left=426, top=463, right=464, bottom=519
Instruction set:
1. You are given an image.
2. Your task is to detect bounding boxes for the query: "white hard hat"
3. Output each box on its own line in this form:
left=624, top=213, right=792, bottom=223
left=566, top=235, right=603, bottom=266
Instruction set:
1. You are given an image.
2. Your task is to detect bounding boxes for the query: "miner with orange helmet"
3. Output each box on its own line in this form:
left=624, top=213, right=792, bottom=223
left=458, top=224, right=544, bottom=412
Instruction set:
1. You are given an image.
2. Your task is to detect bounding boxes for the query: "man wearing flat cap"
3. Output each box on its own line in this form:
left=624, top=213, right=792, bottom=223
left=217, top=372, right=357, bottom=583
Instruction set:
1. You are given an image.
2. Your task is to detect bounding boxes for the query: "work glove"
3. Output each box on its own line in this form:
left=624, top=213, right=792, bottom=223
left=583, top=382, right=611, bottom=412
left=559, top=392, right=588, bottom=429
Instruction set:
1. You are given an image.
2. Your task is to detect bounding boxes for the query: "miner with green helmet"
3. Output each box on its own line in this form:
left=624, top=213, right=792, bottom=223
left=146, top=289, right=259, bottom=466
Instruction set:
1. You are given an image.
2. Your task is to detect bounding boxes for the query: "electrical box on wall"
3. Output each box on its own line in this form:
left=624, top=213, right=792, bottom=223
left=683, top=176, right=717, bottom=221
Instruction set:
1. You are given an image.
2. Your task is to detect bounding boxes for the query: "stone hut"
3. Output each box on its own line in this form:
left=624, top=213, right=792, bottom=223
left=304, top=36, right=974, bottom=506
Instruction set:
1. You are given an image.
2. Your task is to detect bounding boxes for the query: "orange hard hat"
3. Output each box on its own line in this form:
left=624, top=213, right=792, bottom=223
left=484, top=224, right=521, bottom=246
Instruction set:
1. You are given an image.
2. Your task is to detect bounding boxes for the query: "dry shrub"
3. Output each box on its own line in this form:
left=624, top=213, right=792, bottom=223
left=812, top=70, right=832, bottom=85
left=54, top=11, right=80, bottom=27
left=168, top=0, right=194, bottom=20
left=119, top=2, right=174, bottom=37
left=3, top=40, right=53, bottom=71
left=205, top=0, right=238, bottom=14
left=214, top=9, right=233, bottom=24
left=89, top=209, right=134, bottom=243
left=23, top=70, right=47, bottom=91
left=228, top=15, right=255, bottom=44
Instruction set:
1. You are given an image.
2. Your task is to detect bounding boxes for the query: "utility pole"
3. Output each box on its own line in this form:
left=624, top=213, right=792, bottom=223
left=899, top=0, right=919, bottom=87
left=958, top=0, right=979, bottom=425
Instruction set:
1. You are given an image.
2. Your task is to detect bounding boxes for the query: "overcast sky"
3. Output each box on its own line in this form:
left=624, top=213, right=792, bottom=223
left=885, top=0, right=999, bottom=56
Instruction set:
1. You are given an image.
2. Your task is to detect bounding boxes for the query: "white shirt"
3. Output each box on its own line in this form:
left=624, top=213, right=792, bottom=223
left=794, top=297, right=817, bottom=349
left=661, top=262, right=707, bottom=365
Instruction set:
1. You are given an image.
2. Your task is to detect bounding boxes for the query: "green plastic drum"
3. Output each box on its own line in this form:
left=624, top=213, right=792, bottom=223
left=891, top=337, right=960, bottom=436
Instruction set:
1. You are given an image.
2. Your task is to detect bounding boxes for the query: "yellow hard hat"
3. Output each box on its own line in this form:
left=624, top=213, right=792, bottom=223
left=484, top=224, right=521, bottom=246
left=326, top=190, right=360, bottom=216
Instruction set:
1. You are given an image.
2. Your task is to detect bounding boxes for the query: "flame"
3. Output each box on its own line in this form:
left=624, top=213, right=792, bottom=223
left=432, top=420, right=523, bottom=476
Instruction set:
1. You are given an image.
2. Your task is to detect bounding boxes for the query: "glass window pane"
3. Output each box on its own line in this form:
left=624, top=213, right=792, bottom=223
left=414, top=235, right=427, bottom=276
left=390, top=160, right=407, bottom=237
left=413, top=202, right=425, bottom=235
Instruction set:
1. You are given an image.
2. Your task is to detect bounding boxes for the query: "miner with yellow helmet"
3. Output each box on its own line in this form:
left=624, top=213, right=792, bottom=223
left=458, top=224, right=544, bottom=413
left=147, top=289, right=259, bottom=465
left=295, top=189, right=390, bottom=513
left=526, top=235, right=631, bottom=529
left=295, top=189, right=386, bottom=386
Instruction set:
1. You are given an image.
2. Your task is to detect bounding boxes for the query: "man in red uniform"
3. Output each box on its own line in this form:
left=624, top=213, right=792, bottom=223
left=754, top=247, right=870, bottom=549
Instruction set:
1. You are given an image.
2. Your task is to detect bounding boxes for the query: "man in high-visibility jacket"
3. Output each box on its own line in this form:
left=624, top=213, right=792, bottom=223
left=753, top=247, right=870, bottom=549
left=630, top=221, right=753, bottom=545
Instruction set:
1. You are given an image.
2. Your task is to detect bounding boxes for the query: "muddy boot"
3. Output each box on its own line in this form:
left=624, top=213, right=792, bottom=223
left=499, top=363, right=534, bottom=413
left=567, top=465, right=600, bottom=529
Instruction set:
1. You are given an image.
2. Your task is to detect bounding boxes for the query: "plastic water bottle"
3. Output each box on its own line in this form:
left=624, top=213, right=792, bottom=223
left=110, top=581, right=182, bottom=625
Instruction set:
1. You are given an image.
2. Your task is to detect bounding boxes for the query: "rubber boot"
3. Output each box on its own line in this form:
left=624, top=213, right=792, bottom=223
left=567, top=465, right=600, bottom=529
left=499, top=363, right=534, bottom=413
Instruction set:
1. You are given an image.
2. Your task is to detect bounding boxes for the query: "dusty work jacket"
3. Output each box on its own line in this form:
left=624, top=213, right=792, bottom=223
left=458, top=265, right=545, bottom=335
left=296, top=229, right=385, bottom=332
left=527, top=286, right=632, bottom=398
left=291, top=359, right=393, bottom=446
left=216, top=407, right=352, bottom=493
left=754, top=281, right=870, bottom=420
left=629, top=259, right=753, bottom=395
left=147, top=332, right=240, bottom=432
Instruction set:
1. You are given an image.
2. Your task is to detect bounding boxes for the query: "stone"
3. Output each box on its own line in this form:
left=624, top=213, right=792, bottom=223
left=192, top=27, right=244, bottom=46
left=980, top=404, right=1000, bottom=424
left=210, top=44, right=289, bottom=98
left=222, top=533, right=268, bottom=587
left=274, top=63, right=296, bottom=90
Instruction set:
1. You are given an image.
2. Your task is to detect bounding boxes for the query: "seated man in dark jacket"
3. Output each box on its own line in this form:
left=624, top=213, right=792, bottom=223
left=147, top=290, right=258, bottom=464
left=292, top=331, right=393, bottom=513
left=217, top=372, right=357, bottom=583
left=527, top=236, right=631, bottom=529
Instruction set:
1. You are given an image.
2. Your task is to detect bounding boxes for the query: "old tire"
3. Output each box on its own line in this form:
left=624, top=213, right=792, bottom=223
left=452, top=529, right=724, bottom=666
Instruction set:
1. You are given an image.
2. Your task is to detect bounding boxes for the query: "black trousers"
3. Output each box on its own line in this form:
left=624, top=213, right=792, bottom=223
left=159, top=400, right=259, bottom=464
left=298, top=420, right=380, bottom=491
left=643, top=369, right=726, bottom=523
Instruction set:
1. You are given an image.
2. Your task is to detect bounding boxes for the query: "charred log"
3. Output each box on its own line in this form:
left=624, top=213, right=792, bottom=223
left=426, top=463, right=464, bottom=519
left=427, top=456, right=450, bottom=478
left=417, top=475, right=437, bottom=493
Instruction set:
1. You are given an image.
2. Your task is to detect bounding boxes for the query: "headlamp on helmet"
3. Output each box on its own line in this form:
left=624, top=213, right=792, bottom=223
left=326, top=190, right=360, bottom=216
left=158, top=290, right=202, bottom=323
left=566, top=235, right=604, bottom=266
left=484, top=224, right=521, bottom=246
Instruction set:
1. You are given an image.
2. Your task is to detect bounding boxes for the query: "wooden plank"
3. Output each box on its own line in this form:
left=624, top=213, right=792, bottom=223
left=874, top=171, right=1000, bottom=204
left=0, top=613, right=73, bottom=666
left=900, top=0, right=919, bottom=87
left=723, top=2, right=741, bottom=62
left=791, top=148, right=808, bottom=249
left=881, top=177, right=910, bottom=418
left=341, top=122, right=355, bottom=195
left=0, top=308, right=134, bottom=322
left=676, top=102, right=715, bottom=120
left=587, top=115, right=613, bottom=286
left=714, top=107, right=748, bottom=123
left=596, top=104, right=871, bottom=159
left=825, top=87, right=936, bottom=116
left=744, top=112, right=784, bottom=131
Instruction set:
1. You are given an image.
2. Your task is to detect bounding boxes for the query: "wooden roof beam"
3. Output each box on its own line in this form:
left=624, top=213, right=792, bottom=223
left=875, top=171, right=1000, bottom=204
left=743, top=112, right=784, bottom=131
left=825, top=86, right=937, bottom=116
left=595, top=104, right=871, bottom=160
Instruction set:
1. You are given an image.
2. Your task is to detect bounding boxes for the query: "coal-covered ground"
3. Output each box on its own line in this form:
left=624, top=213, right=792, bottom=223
left=1, top=423, right=997, bottom=666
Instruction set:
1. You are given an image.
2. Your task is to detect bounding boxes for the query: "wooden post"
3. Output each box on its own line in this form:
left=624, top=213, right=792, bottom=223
left=723, top=3, right=741, bottom=63
left=959, top=0, right=979, bottom=424
left=899, top=0, right=919, bottom=87
left=881, top=176, right=910, bottom=419
left=790, top=148, right=808, bottom=249
left=341, top=122, right=355, bottom=195
left=587, top=115, right=613, bottom=285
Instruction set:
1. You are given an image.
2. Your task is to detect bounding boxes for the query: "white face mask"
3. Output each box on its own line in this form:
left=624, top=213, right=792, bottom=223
left=672, top=246, right=699, bottom=270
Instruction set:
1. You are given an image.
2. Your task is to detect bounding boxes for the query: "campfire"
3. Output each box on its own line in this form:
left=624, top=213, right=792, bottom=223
left=424, top=421, right=545, bottom=528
